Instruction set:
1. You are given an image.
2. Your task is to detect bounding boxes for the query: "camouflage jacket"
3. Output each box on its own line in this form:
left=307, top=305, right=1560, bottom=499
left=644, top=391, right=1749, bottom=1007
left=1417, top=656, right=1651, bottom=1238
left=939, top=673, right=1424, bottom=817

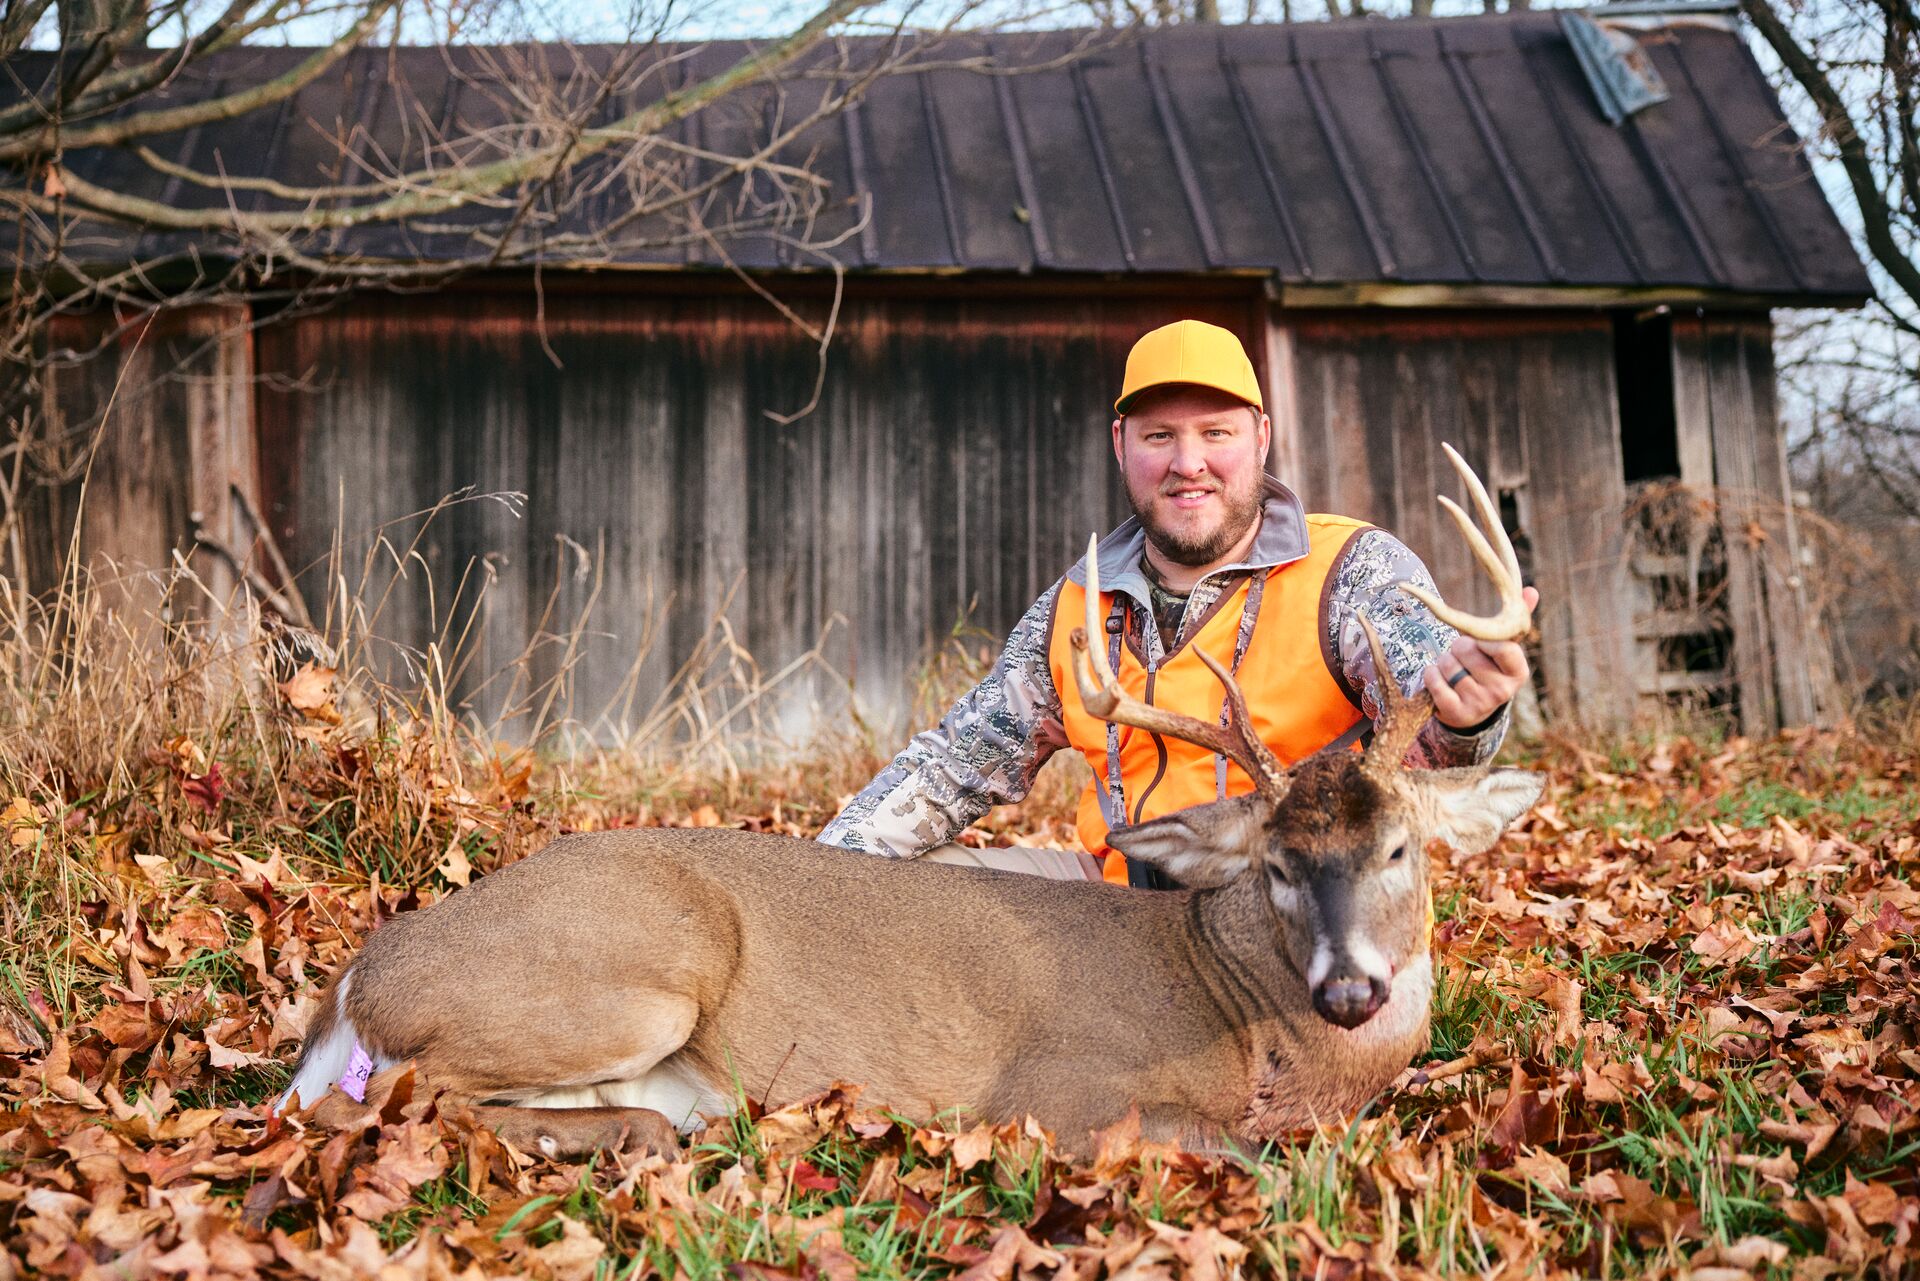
left=819, top=477, right=1509, bottom=858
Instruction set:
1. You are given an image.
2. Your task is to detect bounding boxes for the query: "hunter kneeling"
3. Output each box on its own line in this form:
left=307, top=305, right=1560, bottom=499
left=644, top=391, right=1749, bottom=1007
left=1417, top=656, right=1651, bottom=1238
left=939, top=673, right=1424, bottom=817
left=819, top=319, right=1541, bottom=890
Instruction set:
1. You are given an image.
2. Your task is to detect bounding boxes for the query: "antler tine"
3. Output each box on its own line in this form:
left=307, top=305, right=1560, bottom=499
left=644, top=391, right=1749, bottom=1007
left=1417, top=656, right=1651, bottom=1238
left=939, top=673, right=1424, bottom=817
left=1394, top=442, right=1533, bottom=643
left=1356, top=611, right=1433, bottom=784
left=1069, top=534, right=1290, bottom=801
left=1192, top=645, right=1290, bottom=796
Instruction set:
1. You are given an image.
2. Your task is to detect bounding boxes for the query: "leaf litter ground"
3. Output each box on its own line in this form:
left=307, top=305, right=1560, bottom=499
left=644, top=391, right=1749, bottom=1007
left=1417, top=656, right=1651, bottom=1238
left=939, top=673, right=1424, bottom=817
left=3, top=712, right=1918, bottom=1279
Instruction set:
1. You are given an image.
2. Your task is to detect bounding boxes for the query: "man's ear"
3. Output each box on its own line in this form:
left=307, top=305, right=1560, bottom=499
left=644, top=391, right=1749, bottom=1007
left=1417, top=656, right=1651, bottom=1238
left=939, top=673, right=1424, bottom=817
left=1414, top=768, right=1545, bottom=854
left=1106, top=792, right=1271, bottom=888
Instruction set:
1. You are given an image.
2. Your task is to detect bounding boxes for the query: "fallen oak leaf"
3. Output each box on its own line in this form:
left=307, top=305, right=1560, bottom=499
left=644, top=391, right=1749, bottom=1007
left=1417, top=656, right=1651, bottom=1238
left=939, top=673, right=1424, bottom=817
left=278, top=663, right=342, bottom=725
left=788, top=1158, right=840, bottom=1193
left=525, top=1214, right=607, bottom=1281
left=336, top=1119, right=449, bottom=1219
left=204, top=1025, right=271, bottom=1071
left=950, top=1124, right=995, bottom=1172
left=1512, top=1146, right=1573, bottom=1196
left=180, top=761, right=225, bottom=813
left=951, top=1226, right=1063, bottom=1281
left=1692, top=1236, right=1790, bottom=1271
left=1754, top=1115, right=1840, bottom=1163
left=1841, top=1172, right=1905, bottom=1227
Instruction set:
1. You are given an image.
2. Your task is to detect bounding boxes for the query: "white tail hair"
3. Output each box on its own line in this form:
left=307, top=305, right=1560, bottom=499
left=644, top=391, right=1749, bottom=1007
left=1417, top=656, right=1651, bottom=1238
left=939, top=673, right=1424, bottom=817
left=280, top=973, right=373, bottom=1112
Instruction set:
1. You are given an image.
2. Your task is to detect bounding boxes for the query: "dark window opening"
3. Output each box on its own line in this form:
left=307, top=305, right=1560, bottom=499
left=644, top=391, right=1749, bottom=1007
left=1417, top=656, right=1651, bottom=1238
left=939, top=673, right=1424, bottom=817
left=1614, top=310, right=1681, bottom=484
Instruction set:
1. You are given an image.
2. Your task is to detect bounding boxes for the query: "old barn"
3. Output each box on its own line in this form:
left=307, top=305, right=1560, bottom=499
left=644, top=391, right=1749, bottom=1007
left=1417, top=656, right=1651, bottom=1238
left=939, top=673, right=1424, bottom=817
left=23, top=6, right=1870, bottom=737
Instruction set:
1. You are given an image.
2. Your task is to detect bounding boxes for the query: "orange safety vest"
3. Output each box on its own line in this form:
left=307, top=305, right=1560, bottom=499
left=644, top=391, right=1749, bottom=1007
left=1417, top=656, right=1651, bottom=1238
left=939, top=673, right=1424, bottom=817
left=1047, top=514, right=1373, bottom=884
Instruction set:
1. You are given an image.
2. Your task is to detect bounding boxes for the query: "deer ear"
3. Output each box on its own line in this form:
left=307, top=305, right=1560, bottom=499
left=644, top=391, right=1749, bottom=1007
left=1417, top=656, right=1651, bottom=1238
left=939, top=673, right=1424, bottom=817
left=1106, top=792, right=1271, bottom=888
left=1419, top=768, right=1544, bottom=854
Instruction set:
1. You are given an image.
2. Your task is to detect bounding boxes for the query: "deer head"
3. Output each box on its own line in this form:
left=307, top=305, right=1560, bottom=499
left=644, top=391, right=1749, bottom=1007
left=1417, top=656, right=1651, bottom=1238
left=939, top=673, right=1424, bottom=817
left=1069, top=444, right=1544, bottom=1030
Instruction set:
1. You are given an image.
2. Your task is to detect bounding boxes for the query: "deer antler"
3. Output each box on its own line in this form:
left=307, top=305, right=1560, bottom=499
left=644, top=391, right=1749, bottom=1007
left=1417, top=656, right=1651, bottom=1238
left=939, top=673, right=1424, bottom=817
left=1067, top=534, right=1290, bottom=802
left=1360, top=443, right=1534, bottom=780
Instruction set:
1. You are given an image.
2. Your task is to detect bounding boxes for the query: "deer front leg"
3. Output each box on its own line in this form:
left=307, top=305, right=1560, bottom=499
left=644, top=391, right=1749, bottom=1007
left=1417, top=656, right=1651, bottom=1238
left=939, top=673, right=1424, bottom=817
left=469, top=1104, right=681, bottom=1159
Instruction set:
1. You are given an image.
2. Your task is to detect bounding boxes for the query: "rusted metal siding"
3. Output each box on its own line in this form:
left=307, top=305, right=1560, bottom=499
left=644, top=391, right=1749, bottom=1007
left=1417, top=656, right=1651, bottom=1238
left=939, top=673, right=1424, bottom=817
left=1278, top=309, right=1635, bottom=729
left=254, top=282, right=1264, bottom=734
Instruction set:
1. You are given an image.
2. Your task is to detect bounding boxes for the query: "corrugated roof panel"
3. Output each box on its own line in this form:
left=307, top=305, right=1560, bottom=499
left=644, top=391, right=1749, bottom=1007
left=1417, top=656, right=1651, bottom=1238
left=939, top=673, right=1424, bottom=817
left=1369, top=23, right=1546, bottom=282
left=1511, top=22, right=1714, bottom=287
left=857, top=70, right=961, bottom=269
left=1144, top=31, right=1297, bottom=274
left=1157, top=31, right=1304, bottom=275
left=1080, top=50, right=1210, bottom=271
left=1636, top=29, right=1798, bottom=292
left=679, top=44, right=785, bottom=270
left=1005, top=57, right=1130, bottom=272
left=1662, top=24, right=1843, bottom=291
left=1694, top=47, right=1866, bottom=298
left=921, top=59, right=1032, bottom=271
left=1220, top=44, right=1382, bottom=282
left=1442, top=24, right=1641, bottom=285
left=770, top=52, right=869, bottom=269
left=1301, top=24, right=1470, bottom=281
left=8, top=14, right=1871, bottom=303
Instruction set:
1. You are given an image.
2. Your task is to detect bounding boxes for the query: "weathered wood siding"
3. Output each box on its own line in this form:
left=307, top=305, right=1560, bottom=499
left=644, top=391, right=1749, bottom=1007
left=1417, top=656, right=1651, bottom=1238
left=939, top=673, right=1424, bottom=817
left=254, top=282, right=1263, bottom=736
left=1671, top=313, right=1822, bottom=730
left=1276, top=310, right=1635, bottom=729
left=25, top=287, right=1822, bottom=740
left=27, top=306, right=256, bottom=610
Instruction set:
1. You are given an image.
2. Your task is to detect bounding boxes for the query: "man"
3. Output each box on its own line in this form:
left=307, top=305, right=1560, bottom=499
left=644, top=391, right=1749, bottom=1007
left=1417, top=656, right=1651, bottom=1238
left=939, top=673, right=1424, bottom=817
left=818, top=320, right=1536, bottom=886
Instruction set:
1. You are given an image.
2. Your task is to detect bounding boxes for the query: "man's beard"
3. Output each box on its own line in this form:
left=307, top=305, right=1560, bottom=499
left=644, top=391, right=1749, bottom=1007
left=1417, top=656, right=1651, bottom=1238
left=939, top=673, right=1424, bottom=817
left=1125, top=469, right=1266, bottom=568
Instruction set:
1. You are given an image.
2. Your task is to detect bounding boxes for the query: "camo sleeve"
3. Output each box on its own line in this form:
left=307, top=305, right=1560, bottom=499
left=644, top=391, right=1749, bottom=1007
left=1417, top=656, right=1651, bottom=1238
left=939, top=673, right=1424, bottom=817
left=817, top=583, right=1068, bottom=858
left=1326, top=529, right=1509, bottom=768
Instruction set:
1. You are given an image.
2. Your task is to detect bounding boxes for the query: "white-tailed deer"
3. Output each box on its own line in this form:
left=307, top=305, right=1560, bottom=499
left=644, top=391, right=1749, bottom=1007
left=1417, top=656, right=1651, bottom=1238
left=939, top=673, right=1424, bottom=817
left=284, top=445, right=1542, bottom=1157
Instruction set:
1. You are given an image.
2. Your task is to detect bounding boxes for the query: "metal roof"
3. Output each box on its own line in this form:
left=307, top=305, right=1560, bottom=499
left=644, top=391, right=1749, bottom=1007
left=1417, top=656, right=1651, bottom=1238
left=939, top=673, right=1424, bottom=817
left=13, top=11, right=1870, bottom=303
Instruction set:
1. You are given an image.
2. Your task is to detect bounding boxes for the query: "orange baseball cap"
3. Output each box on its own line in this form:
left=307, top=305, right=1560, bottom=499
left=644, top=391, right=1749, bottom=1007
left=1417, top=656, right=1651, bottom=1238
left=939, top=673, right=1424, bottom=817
left=1115, top=320, right=1264, bottom=415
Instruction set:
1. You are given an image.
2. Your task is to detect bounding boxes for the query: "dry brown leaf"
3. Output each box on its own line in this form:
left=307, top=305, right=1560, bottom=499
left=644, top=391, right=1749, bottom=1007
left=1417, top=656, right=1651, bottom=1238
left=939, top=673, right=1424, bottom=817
left=278, top=663, right=342, bottom=725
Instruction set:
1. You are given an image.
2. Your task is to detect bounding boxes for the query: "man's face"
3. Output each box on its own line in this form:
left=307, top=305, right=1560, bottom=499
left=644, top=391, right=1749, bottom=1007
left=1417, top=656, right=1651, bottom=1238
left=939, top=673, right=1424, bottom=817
left=1112, top=385, right=1272, bottom=568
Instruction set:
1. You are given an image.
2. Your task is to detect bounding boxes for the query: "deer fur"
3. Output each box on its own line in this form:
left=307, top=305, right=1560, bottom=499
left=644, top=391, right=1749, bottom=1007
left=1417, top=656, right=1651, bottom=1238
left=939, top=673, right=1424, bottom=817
left=285, top=749, right=1539, bottom=1157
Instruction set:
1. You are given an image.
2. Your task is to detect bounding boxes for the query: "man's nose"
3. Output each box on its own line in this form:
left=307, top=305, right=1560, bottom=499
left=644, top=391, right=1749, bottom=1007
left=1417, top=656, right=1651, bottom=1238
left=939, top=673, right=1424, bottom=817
left=1168, top=440, right=1209, bottom=477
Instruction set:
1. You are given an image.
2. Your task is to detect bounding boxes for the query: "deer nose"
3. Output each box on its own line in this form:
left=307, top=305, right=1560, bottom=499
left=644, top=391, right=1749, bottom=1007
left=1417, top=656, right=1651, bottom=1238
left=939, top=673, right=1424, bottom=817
left=1312, top=975, right=1391, bottom=1029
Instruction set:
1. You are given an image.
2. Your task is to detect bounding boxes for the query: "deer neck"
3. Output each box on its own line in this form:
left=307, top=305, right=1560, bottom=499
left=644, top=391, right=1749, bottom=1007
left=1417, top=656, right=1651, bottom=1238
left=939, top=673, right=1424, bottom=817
left=1183, top=874, right=1311, bottom=1046
left=1184, top=872, right=1433, bottom=1141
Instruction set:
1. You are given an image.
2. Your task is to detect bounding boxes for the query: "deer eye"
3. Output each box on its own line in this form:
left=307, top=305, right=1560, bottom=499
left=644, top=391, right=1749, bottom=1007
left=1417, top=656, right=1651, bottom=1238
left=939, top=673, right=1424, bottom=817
left=1267, top=863, right=1290, bottom=886
left=1389, top=845, right=1407, bottom=863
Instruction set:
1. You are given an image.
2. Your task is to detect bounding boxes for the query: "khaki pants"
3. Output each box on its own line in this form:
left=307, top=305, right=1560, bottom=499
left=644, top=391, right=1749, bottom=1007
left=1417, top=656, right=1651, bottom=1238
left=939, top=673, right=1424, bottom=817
left=920, top=843, right=1104, bottom=881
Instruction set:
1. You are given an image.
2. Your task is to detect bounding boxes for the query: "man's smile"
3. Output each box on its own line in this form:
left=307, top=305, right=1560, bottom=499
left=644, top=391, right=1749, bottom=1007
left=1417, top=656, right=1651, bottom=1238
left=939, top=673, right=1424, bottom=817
left=1165, top=485, right=1218, bottom=509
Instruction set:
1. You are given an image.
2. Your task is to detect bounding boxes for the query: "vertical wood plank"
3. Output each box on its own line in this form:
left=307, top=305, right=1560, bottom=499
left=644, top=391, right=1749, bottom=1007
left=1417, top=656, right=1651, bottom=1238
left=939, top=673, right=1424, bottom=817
left=1698, top=318, right=1780, bottom=733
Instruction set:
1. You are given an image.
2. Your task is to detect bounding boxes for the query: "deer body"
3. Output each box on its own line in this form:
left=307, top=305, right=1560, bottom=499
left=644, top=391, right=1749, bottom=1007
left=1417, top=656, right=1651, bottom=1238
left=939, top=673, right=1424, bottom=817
left=292, top=814, right=1436, bottom=1153
left=287, top=444, right=1540, bottom=1158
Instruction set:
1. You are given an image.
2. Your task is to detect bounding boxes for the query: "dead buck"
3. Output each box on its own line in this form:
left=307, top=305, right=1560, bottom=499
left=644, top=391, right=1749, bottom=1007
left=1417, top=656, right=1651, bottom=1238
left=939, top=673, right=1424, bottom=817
left=284, top=446, right=1543, bottom=1157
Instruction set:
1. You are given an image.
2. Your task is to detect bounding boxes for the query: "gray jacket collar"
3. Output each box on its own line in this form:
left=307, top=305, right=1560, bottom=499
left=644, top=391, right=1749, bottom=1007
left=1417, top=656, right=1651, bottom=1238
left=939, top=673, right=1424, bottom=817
left=1063, top=475, right=1311, bottom=611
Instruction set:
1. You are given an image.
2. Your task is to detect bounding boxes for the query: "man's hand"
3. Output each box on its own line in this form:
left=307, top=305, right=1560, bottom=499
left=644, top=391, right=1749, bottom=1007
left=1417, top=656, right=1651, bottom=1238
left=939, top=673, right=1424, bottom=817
left=1423, top=585, right=1539, bottom=730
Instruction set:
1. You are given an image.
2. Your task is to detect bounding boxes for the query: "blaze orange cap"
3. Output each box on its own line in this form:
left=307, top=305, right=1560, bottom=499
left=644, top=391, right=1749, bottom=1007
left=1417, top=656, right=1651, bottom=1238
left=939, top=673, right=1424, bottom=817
left=1115, top=320, right=1264, bottom=415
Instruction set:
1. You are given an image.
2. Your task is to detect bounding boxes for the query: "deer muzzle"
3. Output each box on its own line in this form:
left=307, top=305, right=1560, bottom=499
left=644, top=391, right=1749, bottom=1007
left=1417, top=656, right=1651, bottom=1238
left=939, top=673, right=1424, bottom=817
left=1311, top=975, right=1392, bottom=1029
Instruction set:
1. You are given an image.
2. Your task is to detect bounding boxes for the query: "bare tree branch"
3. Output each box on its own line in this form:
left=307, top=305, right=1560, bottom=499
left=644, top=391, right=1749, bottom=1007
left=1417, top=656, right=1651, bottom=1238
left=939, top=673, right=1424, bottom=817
left=0, top=0, right=399, bottom=163
left=1742, top=0, right=1920, bottom=318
